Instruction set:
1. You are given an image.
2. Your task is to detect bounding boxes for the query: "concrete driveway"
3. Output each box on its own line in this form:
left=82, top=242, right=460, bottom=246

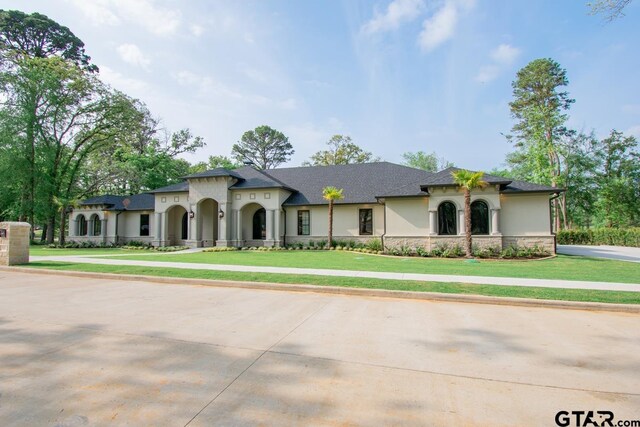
left=558, top=244, right=640, bottom=262
left=0, top=271, right=638, bottom=426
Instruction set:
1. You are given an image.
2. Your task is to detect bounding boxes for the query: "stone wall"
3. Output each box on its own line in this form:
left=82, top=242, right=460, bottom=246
left=285, top=235, right=380, bottom=247
left=382, top=236, right=430, bottom=251
left=0, top=222, right=31, bottom=265
left=382, top=234, right=556, bottom=253
left=502, top=235, right=556, bottom=253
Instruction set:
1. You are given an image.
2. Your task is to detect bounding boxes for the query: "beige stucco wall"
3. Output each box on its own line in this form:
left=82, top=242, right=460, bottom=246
left=384, top=197, right=429, bottom=236
left=500, top=193, right=551, bottom=236
left=155, top=192, right=190, bottom=214
left=70, top=208, right=155, bottom=243
left=284, top=204, right=384, bottom=242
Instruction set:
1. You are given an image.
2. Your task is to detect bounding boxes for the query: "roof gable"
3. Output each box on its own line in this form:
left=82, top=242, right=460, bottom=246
left=263, top=162, right=433, bottom=205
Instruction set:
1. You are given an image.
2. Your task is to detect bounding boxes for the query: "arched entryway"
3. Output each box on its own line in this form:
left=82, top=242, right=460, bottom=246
left=241, top=202, right=266, bottom=245
left=166, top=205, right=188, bottom=246
left=253, top=208, right=266, bottom=239
left=197, top=198, right=219, bottom=247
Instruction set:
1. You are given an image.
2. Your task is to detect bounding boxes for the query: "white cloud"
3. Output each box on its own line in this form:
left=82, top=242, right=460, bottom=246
left=491, top=43, right=521, bottom=65
left=68, top=0, right=120, bottom=25
left=361, top=0, right=425, bottom=34
left=279, top=98, right=297, bottom=110
left=415, top=0, right=476, bottom=52
left=626, top=125, right=640, bottom=138
left=190, top=24, right=205, bottom=37
left=69, top=0, right=181, bottom=36
left=475, top=43, right=522, bottom=83
left=116, top=44, right=151, bottom=69
left=417, top=2, right=457, bottom=52
left=474, top=65, right=500, bottom=83
left=99, top=65, right=148, bottom=93
left=174, top=70, right=295, bottom=110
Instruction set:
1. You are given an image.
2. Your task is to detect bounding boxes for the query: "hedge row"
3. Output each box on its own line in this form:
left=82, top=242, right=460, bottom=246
left=556, top=228, right=640, bottom=247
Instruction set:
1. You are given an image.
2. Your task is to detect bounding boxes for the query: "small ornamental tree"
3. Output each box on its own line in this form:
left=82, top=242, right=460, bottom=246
left=451, top=170, right=487, bottom=258
left=322, top=186, right=344, bottom=248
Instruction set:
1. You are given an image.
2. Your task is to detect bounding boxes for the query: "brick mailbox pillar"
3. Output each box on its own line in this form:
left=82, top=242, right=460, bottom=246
left=0, top=222, right=31, bottom=265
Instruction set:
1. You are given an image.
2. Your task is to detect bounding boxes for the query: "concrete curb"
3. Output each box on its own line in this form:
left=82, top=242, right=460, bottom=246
left=3, top=266, right=639, bottom=314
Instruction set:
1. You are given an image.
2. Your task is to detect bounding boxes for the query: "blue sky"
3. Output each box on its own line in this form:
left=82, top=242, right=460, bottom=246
left=3, top=0, right=639, bottom=170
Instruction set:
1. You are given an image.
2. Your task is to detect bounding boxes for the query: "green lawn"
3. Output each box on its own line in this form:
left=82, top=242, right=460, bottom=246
left=91, top=250, right=640, bottom=284
left=30, top=246, right=129, bottom=256
left=25, top=261, right=640, bottom=305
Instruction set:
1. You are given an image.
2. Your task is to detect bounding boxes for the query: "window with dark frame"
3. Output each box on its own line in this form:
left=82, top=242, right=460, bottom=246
left=359, top=209, right=373, bottom=235
left=437, top=202, right=457, bottom=235
left=471, top=200, right=489, bottom=235
left=297, top=210, right=310, bottom=235
left=140, top=214, right=150, bottom=236
left=77, top=215, right=87, bottom=236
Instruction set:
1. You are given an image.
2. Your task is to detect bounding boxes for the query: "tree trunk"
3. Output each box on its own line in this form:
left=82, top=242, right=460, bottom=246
left=46, top=215, right=56, bottom=244
left=464, top=189, right=472, bottom=258
left=328, top=200, right=334, bottom=249
left=59, top=209, right=66, bottom=246
left=40, top=224, right=47, bottom=243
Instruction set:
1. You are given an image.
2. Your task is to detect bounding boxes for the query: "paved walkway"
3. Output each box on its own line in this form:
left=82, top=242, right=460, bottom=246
left=30, top=255, right=640, bottom=292
left=558, top=244, right=640, bottom=263
left=1, top=271, right=638, bottom=425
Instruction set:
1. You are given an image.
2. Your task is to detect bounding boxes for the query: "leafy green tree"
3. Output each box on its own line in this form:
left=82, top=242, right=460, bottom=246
left=451, top=170, right=487, bottom=258
left=304, top=135, right=379, bottom=166
left=507, top=58, right=574, bottom=230
left=401, top=151, right=453, bottom=172
left=588, top=0, right=633, bottom=20
left=0, top=10, right=95, bottom=70
left=232, top=125, right=293, bottom=169
left=592, top=130, right=640, bottom=227
left=560, top=132, right=599, bottom=228
left=0, top=9, right=97, bottom=238
left=207, top=155, right=241, bottom=169
left=322, top=186, right=344, bottom=248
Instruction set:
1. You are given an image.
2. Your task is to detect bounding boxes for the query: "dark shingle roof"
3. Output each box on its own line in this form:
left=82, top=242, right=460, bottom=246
left=79, top=193, right=154, bottom=211
left=501, top=179, right=563, bottom=193
left=263, top=162, right=433, bottom=205
left=181, top=168, right=242, bottom=179
left=375, top=180, right=430, bottom=198
left=419, top=167, right=512, bottom=187
left=149, top=181, right=189, bottom=193
left=418, top=167, right=560, bottom=194
left=229, top=166, right=296, bottom=191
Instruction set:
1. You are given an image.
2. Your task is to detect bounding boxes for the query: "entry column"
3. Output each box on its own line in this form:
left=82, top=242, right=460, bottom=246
left=216, top=202, right=230, bottom=247
left=265, top=209, right=275, bottom=247
left=491, top=208, right=501, bottom=235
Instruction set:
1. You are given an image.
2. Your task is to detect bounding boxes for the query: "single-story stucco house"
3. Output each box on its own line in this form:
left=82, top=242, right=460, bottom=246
left=69, top=162, right=560, bottom=252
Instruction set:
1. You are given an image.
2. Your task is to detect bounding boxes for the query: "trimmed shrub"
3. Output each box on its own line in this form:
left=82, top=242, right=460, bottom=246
left=203, top=247, right=238, bottom=252
left=365, top=238, right=383, bottom=252
left=556, top=228, right=640, bottom=247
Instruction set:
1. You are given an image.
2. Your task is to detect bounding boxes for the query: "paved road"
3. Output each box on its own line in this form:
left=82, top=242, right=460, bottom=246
left=1, top=271, right=638, bottom=426
left=30, top=254, right=640, bottom=292
left=558, top=244, right=640, bottom=263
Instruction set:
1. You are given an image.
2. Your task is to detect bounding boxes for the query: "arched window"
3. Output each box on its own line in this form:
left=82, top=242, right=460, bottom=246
left=437, top=202, right=457, bottom=235
left=77, top=215, right=87, bottom=236
left=90, top=214, right=101, bottom=236
left=181, top=212, right=188, bottom=240
left=253, top=208, right=266, bottom=239
left=471, top=200, right=489, bottom=235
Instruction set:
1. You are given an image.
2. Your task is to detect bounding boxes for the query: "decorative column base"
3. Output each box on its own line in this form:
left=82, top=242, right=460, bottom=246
left=152, top=240, right=170, bottom=247
left=215, top=239, right=231, bottom=247
left=263, top=240, right=275, bottom=248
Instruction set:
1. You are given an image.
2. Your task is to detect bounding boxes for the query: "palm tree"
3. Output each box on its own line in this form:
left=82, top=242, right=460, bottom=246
left=451, top=170, right=487, bottom=258
left=322, top=186, right=344, bottom=248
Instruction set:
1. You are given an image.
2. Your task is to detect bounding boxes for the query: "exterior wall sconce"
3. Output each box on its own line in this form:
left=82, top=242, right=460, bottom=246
left=189, top=210, right=195, bottom=219
left=218, top=209, right=224, bottom=219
